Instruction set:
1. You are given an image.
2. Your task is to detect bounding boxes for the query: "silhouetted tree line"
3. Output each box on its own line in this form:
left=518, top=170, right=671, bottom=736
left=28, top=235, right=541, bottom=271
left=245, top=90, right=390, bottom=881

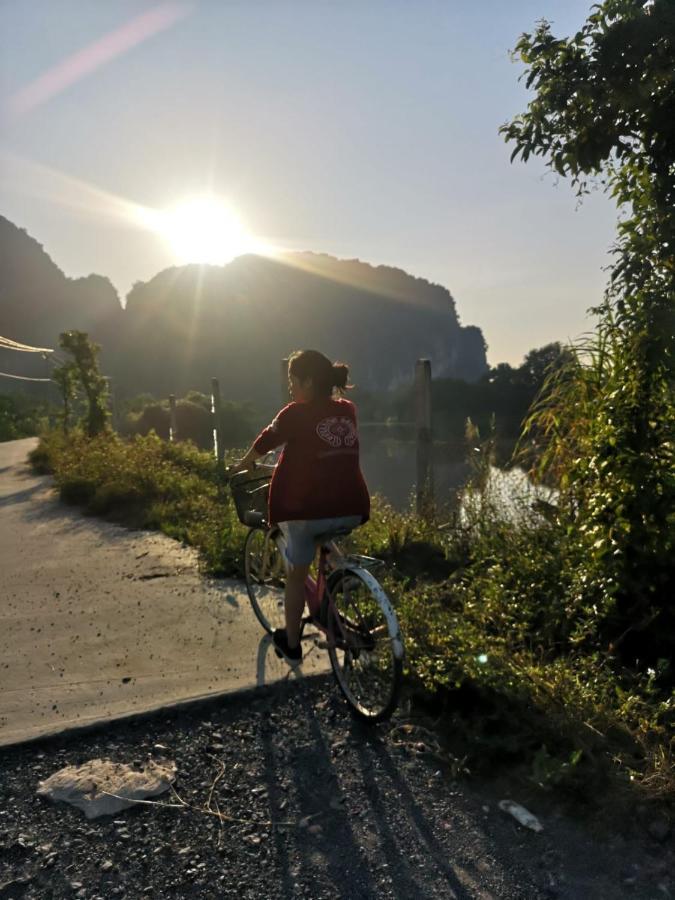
left=350, top=342, right=572, bottom=457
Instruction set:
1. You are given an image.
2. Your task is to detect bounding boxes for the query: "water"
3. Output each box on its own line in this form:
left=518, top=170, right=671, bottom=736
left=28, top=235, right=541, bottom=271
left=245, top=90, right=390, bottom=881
left=359, top=436, right=469, bottom=510
left=359, top=434, right=556, bottom=520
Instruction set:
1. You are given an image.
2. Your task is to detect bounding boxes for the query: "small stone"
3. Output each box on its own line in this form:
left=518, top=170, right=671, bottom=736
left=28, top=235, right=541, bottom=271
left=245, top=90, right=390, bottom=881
left=0, top=876, right=32, bottom=898
left=101, top=860, right=114, bottom=872
left=648, top=817, right=671, bottom=844
left=620, top=863, right=640, bottom=885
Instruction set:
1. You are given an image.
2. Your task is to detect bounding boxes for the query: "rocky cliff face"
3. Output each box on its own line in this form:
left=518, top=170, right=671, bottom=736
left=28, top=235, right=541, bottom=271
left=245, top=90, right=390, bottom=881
left=0, top=216, right=122, bottom=379
left=121, top=252, right=487, bottom=403
left=1, top=217, right=487, bottom=401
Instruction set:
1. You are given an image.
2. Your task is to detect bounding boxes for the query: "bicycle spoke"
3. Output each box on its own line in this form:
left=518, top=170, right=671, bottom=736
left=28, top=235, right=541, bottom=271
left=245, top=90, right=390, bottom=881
left=245, top=528, right=286, bottom=634
left=326, top=570, right=402, bottom=721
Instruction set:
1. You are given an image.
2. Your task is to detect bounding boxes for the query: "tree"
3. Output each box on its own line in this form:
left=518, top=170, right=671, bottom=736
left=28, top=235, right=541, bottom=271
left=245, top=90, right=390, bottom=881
left=51, top=360, right=78, bottom=434
left=501, top=0, right=675, bottom=664
left=59, top=331, right=109, bottom=437
left=518, top=343, right=574, bottom=388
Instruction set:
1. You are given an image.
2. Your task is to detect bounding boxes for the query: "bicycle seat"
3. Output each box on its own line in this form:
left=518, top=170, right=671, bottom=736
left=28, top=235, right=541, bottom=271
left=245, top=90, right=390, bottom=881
left=316, top=526, right=353, bottom=545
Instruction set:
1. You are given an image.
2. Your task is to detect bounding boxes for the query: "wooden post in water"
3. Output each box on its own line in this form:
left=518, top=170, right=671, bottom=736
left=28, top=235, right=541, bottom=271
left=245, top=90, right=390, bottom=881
left=281, top=357, right=289, bottom=404
left=168, top=394, right=177, bottom=442
left=415, top=358, right=433, bottom=515
left=210, top=377, right=224, bottom=474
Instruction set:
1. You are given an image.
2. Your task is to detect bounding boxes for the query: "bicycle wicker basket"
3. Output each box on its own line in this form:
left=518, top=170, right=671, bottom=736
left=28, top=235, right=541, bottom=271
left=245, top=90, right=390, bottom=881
left=230, top=469, right=272, bottom=526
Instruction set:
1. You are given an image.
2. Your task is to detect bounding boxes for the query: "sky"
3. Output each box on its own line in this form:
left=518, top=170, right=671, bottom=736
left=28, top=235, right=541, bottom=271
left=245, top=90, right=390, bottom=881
left=0, top=0, right=618, bottom=366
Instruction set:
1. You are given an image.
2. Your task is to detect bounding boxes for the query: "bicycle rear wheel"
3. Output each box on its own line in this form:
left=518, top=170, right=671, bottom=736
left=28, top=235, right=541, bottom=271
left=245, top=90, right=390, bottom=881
left=322, top=568, right=403, bottom=722
left=244, top=527, right=286, bottom=634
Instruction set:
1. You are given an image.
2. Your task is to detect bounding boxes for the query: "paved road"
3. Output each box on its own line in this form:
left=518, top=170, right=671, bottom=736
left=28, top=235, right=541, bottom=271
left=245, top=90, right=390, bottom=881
left=0, top=438, right=327, bottom=747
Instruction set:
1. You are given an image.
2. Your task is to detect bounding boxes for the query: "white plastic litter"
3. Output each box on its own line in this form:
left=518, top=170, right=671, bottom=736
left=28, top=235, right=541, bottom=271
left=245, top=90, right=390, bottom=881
left=36, top=758, right=176, bottom=819
left=498, top=799, right=544, bottom=832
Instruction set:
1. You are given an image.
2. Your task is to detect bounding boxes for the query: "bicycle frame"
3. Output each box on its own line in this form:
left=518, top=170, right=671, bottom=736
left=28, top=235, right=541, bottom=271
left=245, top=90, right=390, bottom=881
left=300, top=541, right=404, bottom=661
left=301, top=541, right=337, bottom=627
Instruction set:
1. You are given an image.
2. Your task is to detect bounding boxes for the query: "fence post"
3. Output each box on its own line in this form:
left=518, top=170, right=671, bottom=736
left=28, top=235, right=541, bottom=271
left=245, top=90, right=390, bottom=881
left=168, top=394, right=177, bottom=442
left=106, top=376, right=118, bottom=432
left=280, top=357, right=289, bottom=404
left=211, top=377, right=224, bottom=475
left=415, top=358, right=433, bottom=515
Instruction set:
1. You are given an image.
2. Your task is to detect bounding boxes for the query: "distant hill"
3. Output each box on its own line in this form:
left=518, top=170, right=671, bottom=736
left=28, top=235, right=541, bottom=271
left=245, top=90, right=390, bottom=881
left=0, top=216, right=122, bottom=380
left=1, top=216, right=487, bottom=404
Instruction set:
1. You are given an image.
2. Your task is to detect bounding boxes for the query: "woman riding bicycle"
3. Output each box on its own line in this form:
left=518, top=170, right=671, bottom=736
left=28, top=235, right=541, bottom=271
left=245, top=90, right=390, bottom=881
left=233, top=349, right=370, bottom=664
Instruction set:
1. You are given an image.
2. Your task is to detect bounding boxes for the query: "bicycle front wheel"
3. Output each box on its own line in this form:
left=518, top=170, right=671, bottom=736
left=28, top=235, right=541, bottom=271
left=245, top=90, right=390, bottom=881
left=322, top=568, right=404, bottom=722
left=244, top=527, right=286, bottom=634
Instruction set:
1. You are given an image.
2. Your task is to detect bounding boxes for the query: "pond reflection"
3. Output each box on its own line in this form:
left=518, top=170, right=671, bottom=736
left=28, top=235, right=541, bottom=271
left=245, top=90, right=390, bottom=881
left=359, top=433, right=556, bottom=519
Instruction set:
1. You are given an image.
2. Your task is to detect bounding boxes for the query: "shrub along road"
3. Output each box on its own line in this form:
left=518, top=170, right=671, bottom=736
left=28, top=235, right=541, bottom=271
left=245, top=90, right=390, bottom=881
left=0, top=438, right=327, bottom=748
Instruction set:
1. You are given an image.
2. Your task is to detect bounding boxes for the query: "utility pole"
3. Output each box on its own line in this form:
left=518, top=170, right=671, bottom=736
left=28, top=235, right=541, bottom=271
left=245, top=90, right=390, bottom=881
left=169, top=394, right=177, bottom=442
left=415, top=359, right=433, bottom=515
left=211, top=377, right=224, bottom=475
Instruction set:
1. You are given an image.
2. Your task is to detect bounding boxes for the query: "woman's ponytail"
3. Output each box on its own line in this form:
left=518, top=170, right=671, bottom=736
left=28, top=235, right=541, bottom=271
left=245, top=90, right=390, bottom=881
left=332, top=362, right=350, bottom=392
left=288, top=350, right=353, bottom=397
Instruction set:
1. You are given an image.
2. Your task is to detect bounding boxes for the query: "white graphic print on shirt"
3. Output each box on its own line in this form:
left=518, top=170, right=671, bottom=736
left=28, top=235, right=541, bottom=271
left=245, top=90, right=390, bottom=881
left=316, top=416, right=357, bottom=448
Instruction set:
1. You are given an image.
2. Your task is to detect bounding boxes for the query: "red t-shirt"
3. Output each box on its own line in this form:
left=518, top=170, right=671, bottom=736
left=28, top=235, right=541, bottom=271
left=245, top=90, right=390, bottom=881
left=252, top=397, right=370, bottom=525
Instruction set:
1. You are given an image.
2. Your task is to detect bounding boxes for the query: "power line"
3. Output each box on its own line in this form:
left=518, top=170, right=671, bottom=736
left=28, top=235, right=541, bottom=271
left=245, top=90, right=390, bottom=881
left=0, top=371, right=53, bottom=382
left=0, top=334, right=54, bottom=353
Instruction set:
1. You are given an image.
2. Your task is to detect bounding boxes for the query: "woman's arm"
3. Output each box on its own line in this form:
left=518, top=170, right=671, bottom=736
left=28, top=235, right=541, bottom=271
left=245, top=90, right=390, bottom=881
left=231, top=403, right=295, bottom=472
left=231, top=445, right=264, bottom=473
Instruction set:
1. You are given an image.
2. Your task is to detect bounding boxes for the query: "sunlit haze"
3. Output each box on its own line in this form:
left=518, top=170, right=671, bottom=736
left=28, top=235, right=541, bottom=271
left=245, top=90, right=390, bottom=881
left=0, top=0, right=617, bottom=364
left=156, top=196, right=260, bottom=266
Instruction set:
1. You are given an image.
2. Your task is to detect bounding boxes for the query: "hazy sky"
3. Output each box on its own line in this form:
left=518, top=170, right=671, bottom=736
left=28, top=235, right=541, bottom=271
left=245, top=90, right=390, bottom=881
left=0, top=0, right=617, bottom=365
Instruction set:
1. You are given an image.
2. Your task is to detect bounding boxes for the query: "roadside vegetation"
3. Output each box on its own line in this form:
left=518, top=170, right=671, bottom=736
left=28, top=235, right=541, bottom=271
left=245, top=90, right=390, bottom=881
left=0, top=393, right=55, bottom=441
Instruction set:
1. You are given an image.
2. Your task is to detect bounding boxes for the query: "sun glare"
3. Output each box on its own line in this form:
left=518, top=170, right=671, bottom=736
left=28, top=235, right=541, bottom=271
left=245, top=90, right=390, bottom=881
left=158, top=196, right=256, bottom=265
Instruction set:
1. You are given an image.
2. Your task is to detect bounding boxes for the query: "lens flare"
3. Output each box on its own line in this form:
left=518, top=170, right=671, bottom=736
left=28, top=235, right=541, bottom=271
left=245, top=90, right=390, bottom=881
left=158, top=196, right=256, bottom=265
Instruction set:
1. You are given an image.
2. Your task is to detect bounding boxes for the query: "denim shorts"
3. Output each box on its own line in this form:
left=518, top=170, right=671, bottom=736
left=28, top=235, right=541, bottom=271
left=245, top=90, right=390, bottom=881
left=277, top=516, right=362, bottom=567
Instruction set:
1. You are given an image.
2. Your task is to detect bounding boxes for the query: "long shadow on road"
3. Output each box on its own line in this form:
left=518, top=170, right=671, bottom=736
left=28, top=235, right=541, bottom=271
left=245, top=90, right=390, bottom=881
left=258, top=678, right=483, bottom=900
left=0, top=673, right=546, bottom=898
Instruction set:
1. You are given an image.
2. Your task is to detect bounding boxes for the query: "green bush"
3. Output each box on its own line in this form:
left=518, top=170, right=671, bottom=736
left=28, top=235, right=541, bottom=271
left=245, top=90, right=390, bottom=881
left=0, top=393, right=53, bottom=441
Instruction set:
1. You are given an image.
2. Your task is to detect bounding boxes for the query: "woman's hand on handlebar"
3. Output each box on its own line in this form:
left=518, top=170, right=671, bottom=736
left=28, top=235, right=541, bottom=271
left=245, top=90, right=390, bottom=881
left=227, top=447, right=263, bottom=478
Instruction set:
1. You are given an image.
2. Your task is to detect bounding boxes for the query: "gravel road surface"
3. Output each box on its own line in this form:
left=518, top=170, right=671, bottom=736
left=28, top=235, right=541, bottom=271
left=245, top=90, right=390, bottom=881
left=2, top=677, right=673, bottom=900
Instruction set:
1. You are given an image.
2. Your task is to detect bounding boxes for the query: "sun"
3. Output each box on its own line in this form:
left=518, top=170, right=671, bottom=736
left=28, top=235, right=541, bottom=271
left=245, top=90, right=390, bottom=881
left=158, top=196, right=255, bottom=265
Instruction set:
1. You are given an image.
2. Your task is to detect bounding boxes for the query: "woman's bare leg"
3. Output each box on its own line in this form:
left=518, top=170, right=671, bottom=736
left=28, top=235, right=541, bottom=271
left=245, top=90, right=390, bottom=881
left=284, top=563, right=310, bottom=649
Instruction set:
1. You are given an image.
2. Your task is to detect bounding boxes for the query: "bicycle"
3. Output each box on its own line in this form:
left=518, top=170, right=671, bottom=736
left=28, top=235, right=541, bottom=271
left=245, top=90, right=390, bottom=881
left=227, top=464, right=404, bottom=722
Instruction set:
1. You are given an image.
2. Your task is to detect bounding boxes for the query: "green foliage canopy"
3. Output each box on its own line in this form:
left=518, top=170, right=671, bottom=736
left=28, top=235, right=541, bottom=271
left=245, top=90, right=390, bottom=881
left=501, top=0, right=675, bottom=662
left=59, top=331, right=109, bottom=437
